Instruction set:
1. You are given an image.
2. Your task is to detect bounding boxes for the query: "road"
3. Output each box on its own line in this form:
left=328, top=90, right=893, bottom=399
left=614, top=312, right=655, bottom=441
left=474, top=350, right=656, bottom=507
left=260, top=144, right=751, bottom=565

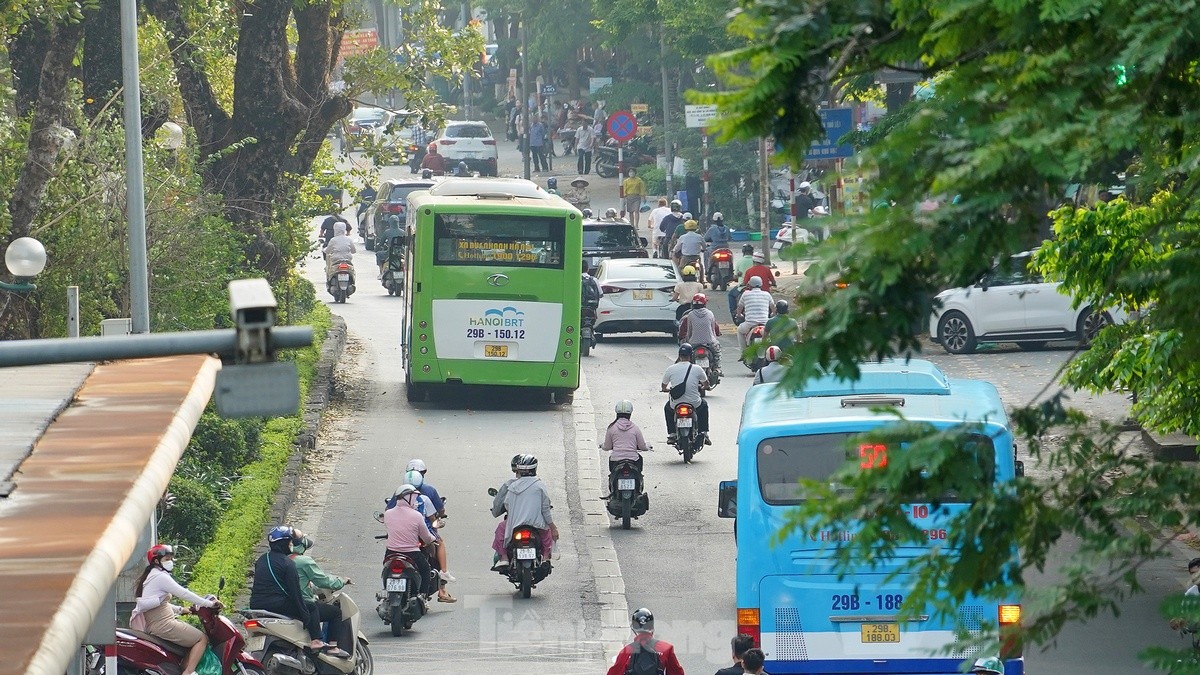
left=290, top=136, right=1191, bottom=674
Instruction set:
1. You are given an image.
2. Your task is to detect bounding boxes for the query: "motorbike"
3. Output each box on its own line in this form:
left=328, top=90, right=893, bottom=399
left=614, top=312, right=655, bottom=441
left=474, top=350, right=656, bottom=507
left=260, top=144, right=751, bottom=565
left=594, top=138, right=655, bottom=178
left=356, top=187, right=376, bottom=244
left=242, top=587, right=373, bottom=675
left=694, top=344, right=720, bottom=390
left=487, top=487, right=553, bottom=598
left=669, top=400, right=704, bottom=464
left=371, top=512, right=434, bottom=636
left=327, top=261, right=356, bottom=304
left=114, top=579, right=265, bottom=675
left=581, top=305, right=597, bottom=356
left=379, top=218, right=405, bottom=297
left=606, top=458, right=650, bottom=530
left=745, top=323, right=767, bottom=372
left=707, top=248, right=735, bottom=291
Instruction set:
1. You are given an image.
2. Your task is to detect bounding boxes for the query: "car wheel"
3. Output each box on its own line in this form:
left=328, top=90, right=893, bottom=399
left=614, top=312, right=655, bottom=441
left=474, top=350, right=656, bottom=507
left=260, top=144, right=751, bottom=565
left=1077, top=307, right=1112, bottom=344
left=937, top=311, right=977, bottom=354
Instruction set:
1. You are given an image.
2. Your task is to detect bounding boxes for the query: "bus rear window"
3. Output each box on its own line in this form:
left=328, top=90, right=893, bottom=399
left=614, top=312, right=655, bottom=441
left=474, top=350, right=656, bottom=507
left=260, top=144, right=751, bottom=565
left=757, top=433, right=995, bottom=505
left=434, top=214, right=565, bottom=268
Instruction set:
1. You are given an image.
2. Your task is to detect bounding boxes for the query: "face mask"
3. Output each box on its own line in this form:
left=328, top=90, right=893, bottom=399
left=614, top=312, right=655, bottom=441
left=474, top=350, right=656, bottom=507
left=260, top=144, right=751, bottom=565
left=1190, top=569, right=1200, bottom=587
left=162, top=560, right=175, bottom=572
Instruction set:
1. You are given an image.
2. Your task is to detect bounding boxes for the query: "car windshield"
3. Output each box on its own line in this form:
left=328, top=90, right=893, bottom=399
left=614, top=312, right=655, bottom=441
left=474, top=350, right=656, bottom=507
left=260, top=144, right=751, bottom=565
left=445, top=124, right=492, bottom=139
left=387, top=186, right=428, bottom=203
left=351, top=108, right=388, bottom=123
left=757, top=432, right=995, bottom=505
left=603, top=262, right=676, bottom=281
left=583, top=226, right=640, bottom=250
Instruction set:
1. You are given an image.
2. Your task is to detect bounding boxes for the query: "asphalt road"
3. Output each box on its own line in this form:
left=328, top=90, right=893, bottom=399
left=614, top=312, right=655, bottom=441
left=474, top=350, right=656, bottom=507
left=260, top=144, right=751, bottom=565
left=291, top=137, right=1193, bottom=674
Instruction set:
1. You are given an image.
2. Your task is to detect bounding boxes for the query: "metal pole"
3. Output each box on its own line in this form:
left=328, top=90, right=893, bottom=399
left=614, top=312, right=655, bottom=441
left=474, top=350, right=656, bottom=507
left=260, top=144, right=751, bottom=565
left=67, top=286, right=79, bottom=338
left=520, top=18, right=531, bottom=180
left=618, top=143, right=625, bottom=203
left=758, top=137, right=771, bottom=265
left=701, top=130, right=710, bottom=221
left=0, top=326, right=313, bottom=367
left=659, top=21, right=672, bottom=201
left=120, top=0, right=151, bottom=334
left=462, top=0, right=471, bottom=120
left=789, top=173, right=797, bottom=274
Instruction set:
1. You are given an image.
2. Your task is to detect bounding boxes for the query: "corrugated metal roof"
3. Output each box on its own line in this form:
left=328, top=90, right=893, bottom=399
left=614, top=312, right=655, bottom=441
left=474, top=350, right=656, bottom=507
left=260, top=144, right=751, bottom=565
left=0, top=363, right=93, bottom=496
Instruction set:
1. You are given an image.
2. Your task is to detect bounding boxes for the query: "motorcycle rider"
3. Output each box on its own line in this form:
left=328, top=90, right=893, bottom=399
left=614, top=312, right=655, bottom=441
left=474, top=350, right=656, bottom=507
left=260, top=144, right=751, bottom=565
left=288, top=536, right=353, bottom=652
left=420, top=143, right=446, bottom=174
left=677, top=293, right=722, bottom=375
left=969, top=657, right=1005, bottom=674
left=250, top=526, right=349, bottom=658
left=673, top=220, right=707, bottom=283
left=657, top=200, right=685, bottom=259
left=603, top=207, right=621, bottom=221
left=322, top=221, right=356, bottom=280
left=736, top=277, right=776, bottom=351
left=602, top=400, right=651, bottom=494
left=704, top=213, right=732, bottom=275
left=1168, top=557, right=1200, bottom=630
left=766, top=299, right=799, bottom=350
left=319, top=210, right=349, bottom=246
left=606, top=608, right=686, bottom=675
left=490, top=454, right=559, bottom=571
left=741, top=251, right=778, bottom=292
left=546, top=176, right=559, bottom=195
left=753, top=345, right=787, bottom=385
left=131, top=544, right=222, bottom=675
left=404, top=469, right=457, bottom=603
left=662, top=343, right=711, bottom=445
left=727, top=243, right=757, bottom=319
left=670, top=266, right=705, bottom=306
left=383, top=485, right=437, bottom=599
left=564, top=177, right=592, bottom=210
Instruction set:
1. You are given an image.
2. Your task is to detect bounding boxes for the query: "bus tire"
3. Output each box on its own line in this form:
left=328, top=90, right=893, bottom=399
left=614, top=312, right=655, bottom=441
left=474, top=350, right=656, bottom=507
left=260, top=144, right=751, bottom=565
left=581, top=340, right=591, bottom=357
left=405, top=381, right=425, bottom=403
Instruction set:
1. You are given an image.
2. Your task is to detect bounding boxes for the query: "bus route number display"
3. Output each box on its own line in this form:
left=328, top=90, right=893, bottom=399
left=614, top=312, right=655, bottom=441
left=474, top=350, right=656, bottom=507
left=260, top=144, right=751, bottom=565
left=451, top=240, right=542, bottom=264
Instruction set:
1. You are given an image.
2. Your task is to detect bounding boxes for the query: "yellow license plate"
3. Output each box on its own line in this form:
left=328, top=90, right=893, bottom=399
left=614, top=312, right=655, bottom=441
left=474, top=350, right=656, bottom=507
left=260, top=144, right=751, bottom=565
left=860, top=623, right=900, bottom=643
left=484, top=345, right=509, bottom=358
left=632, top=289, right=654, bottom=300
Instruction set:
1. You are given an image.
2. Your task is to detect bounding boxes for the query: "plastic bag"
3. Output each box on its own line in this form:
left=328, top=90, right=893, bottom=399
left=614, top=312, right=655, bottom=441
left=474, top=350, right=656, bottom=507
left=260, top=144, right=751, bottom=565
left=195, top=647, right=222, bottom=675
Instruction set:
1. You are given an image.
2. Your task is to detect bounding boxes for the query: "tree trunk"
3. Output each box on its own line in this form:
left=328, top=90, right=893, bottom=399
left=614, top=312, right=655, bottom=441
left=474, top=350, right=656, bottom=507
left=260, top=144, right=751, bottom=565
left=83, top=0, right=122, bottom=120
left=7, top=21, right=50, bottom=119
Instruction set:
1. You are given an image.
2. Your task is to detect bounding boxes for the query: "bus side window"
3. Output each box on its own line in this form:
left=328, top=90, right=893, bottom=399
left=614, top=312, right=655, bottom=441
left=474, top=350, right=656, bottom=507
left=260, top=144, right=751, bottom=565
left=718, top=480, right=737, bottom=518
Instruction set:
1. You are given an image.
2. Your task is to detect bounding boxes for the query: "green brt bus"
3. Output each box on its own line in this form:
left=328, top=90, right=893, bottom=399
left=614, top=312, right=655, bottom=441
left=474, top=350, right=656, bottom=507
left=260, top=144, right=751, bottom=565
left=402, top=178, right=583, bottom=403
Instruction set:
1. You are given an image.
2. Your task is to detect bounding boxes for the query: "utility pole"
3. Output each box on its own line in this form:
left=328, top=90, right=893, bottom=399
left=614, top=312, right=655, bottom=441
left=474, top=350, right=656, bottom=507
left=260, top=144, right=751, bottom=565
left=520, top=18, right=531, bottom=180
left=659, top=22, right=672, bottom=201
left=461, top=0, right=471, bottom=120
left=120, top=0, right=150, bottom=334
left=758, top=137, right=771, bottom=265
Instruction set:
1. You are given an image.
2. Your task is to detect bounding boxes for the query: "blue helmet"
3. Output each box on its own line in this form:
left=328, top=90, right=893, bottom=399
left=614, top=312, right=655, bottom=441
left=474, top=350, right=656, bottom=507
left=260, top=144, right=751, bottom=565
left=547, top=177, right=558, bottom=190
left=268, top=525, right=294, bottom=543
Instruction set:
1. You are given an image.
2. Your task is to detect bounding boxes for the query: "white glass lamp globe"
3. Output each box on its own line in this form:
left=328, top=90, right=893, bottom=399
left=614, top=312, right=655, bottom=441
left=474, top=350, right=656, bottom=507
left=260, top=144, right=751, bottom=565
left=5, top=237, right=47, bottom=278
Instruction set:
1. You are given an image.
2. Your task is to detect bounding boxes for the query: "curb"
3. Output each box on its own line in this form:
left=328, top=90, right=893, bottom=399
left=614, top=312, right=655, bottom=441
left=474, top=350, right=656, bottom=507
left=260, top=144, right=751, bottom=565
left=1142, top=429, right=1200, bottom=462
left=571, top=371, right=631, bottom=663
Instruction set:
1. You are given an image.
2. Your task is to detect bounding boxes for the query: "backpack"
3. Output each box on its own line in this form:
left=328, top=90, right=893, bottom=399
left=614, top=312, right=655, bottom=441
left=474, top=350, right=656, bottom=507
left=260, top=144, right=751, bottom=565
left=626, top=639, right=661, bottom=675
left=582, top=274, right=602, bottom=306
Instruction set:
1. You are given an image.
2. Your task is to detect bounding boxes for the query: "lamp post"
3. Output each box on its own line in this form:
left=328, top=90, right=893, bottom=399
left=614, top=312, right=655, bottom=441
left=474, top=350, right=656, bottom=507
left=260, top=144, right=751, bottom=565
left=1, top=237, right=48, bottom=293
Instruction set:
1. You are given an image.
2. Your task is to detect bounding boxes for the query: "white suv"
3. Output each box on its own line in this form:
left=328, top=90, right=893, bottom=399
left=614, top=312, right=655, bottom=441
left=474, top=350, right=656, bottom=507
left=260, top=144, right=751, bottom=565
left=929, top=251, right=1125, bottom=354
left=433, top=121, right=498, bottom=176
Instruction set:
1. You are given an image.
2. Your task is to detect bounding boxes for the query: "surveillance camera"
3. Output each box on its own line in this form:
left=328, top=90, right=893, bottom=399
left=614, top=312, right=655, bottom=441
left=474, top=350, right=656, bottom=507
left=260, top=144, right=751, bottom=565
left=228, top=278, right=277, bottom=331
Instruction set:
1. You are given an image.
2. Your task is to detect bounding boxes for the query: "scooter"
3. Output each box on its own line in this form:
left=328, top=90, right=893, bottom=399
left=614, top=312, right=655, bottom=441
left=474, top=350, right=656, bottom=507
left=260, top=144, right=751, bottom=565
left=378, top=218, right=405, bottom=297
left=115, top=579, right=264, bottom=675
left=487, top=487, right=553, bottom=599
left=581, top=305, right=597, bottom=356
left=745, top=323, right=767, bottom=372
left=606, top=458, right=650, bottom=529
left=707, top=248, right=735, bottom=291
left=371, top=512, right=433, bottom=637
left=694, top=344, right=721, bottom=390
left=242, top=587, right=373, bottom=674
left=669, top=400, right=704, bottom=464
left=327, top=261, right=356, bottom=303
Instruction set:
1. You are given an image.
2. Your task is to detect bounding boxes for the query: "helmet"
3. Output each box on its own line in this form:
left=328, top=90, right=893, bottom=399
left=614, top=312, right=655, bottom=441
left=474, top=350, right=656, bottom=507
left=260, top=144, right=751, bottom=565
left=775, top=300, right=789, bottom=314
left=684, top=220, right=698, bottom=231
left=406, top=459, right=427, bottom=473
left=970, top=657, right=1004, bottom=674
left=547, top=177, right=558, bottom=190
left=146, top=544, right=173, bottom=564
left=691, top=293, right=707, bottom=306
left=683, top=212, right=693, bottom=221
left=514, top=454, right=538, bottom=472
left=681, top=265, right=696, bottom=276
left=798, top=180, right=811, bottom=190
left=511, top=454, right=523, bottom=471
left=292, top=536, right=314, bottom=555
left=393, top=484, right=418, bottom=500
left=670, top=199, right=682, bottom=211
left=268, top=525, right=295, bottom=543
left=752, top=252, right=765, bottom=263
left=748, top=276, right=763, bottom=288
left=742, top=243, right=754, bottom=254
left=405, top=469, right=424, bottom=487
left=678, top=343, right=694, bottom=359
left=766, top=345, right=782, bottom=362
left=582, top=208, right=594, bottom=219
left=631, top=608, right=655, bottom=633
left=605, top=208, right=618, bottom=219
left=615, top=400, right=634, bottom=415
left=1189, top=558, right=1200, bottom=570
left=712, top=211, right=724, bottom=223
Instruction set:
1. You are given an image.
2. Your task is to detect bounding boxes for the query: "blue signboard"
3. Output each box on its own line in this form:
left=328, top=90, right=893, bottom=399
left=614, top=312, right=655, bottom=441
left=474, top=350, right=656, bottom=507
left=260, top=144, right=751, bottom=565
left=804, top=107, right=854, bottom=160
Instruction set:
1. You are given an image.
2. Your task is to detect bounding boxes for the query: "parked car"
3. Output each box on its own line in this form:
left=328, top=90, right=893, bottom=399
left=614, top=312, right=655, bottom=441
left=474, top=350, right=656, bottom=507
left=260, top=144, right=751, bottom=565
left=583, top=218, right=648, bottom=274
left=433, top=121, right=498, bottom=176
left=343, top=107, right=394, bottom=152
left=593, top=258, right=680, bottom=338
left=314, top=171, right=342, bottom=210
left=929, top=250, right=1126, bottom=354
left=362, top=179, right=438, bottom=250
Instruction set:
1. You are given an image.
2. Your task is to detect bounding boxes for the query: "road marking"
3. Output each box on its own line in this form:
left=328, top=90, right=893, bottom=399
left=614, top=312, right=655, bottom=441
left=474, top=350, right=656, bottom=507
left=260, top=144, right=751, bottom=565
left=571, top=371, right=630, bottom=663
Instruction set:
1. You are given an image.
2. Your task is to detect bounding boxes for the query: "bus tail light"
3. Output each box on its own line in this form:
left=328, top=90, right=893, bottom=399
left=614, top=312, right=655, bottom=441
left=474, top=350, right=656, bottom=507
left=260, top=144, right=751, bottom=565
left=998, top=604, right=1021, bottom=625
left=737, top=608, right=760, bottom=647
left=999, top=604, right=1023, bottom=658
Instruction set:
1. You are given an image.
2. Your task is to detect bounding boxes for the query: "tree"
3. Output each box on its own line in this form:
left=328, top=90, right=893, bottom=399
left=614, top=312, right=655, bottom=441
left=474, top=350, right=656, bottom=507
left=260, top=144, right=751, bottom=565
left=708, top=0, right=1200, bottom=667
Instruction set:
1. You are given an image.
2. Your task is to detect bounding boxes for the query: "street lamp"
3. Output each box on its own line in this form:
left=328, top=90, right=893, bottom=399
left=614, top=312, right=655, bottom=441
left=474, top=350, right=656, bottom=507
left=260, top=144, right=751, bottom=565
left=1, top=237, right=47, bottom=292
left=159, top=122, right=184, bottom=151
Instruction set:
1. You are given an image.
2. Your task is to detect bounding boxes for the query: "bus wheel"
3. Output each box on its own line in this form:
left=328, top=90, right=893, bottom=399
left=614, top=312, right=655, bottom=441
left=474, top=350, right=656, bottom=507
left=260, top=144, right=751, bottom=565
left=405, top=381, right=426, bottom=403
left=551, top=390, right=574, bottom=405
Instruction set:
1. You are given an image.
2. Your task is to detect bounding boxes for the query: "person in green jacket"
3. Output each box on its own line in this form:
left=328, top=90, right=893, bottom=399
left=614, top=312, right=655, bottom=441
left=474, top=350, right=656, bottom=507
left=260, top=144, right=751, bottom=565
left=290, top=536, right=352, bottom=650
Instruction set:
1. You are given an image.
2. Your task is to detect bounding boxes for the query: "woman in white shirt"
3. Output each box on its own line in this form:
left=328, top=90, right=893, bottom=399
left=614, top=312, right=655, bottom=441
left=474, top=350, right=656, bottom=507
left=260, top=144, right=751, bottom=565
left=131, top=544, right=222, bottom=675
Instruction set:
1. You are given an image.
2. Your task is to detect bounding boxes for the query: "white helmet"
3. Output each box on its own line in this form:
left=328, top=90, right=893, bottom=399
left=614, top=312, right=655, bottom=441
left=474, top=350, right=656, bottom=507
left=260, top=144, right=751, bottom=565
left=683, top=212, right=693, bottom=221
left=712, top=212, right=724, bottom=222
left=798, top=181, right=811, bottom=190
left=766, top=345, right=782, bottom=362
left=406, top=459, right=427, bottom=472
left=393, top=483, right=418, bottom=500
left=405, top=469, right=424, bottom=487
left=748, top=276, right=763, bottom=288
left=615, top=400, right=634, bottom=415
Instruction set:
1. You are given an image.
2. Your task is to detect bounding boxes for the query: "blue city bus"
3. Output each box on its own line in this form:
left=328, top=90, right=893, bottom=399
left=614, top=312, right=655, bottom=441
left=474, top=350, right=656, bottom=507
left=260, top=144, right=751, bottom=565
left=718, top=359, right=1023, bottom=674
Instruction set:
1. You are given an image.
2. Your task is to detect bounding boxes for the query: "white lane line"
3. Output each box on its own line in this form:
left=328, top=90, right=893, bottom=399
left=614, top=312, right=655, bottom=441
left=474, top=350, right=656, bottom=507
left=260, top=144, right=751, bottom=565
left=571, top=370, right=631, bottom=663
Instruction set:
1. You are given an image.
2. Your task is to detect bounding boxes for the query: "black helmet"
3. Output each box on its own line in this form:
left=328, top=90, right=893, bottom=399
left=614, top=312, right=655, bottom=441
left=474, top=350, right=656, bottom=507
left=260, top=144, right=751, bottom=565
left=582, top=208, right=594, bottom=219
left=514, top=454, right=538, bottom=474
left=742, top=243, right=754, bottom=254
left=775, top=300, right=789, bottom=314
left=547, top=177, right=558, bottom=190
left=1189, top=558, right=1200, bottom=570
left=511, top=454, right=523, bottom=471
left=631, top=608, right=655, bottom=633
left=678, top=343, right=694, bottom=360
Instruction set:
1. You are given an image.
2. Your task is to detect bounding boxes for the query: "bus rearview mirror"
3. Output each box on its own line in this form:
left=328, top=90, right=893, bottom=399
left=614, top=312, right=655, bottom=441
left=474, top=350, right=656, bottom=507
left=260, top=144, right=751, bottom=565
left=718, top=480, right=737, bottom=518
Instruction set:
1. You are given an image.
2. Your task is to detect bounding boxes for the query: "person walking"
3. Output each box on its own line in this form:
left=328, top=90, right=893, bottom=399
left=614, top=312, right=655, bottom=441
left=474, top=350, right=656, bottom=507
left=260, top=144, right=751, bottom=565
left=576, top=123, right=596, bottom=175
left=530, top=116, right=549, bottom=173
left=714, top=634, right=756, bottom=675
left=622, top=172, right=647, bottom=229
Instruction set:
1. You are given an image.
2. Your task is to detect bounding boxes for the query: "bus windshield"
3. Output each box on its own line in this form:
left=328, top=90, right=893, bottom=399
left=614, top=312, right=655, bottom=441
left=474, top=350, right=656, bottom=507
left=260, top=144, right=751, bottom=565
left=434, top=213, right=565, bottom=269
left=757, top=432, right=995, bottom=505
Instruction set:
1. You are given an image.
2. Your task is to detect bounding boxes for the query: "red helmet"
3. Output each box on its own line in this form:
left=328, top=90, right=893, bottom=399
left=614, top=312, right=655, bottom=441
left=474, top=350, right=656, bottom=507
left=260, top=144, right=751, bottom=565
left=766, top=345, right=783, bottom=362
left=691, top=293, right=708, bottom=306
left=146, top=544, right=173, bottom=564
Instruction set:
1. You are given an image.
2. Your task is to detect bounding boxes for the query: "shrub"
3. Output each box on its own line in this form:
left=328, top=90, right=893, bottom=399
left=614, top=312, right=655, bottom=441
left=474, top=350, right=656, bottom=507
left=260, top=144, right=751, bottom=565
left=159, top=476, right=221, bottom=551
left=638, top=166, right=666, bottom=196
left=184, top=412, right=257, bottom=477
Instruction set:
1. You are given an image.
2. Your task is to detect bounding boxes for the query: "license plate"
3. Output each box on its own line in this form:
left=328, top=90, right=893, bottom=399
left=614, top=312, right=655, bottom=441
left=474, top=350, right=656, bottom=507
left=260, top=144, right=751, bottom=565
left=386, top=577, right=407, bottom=592
left=338, top=273, right=350, bottom=281
left=696, top=357, right=709, bottom=368
left=484, top=345, right=509, bottom=358
left=720, top=262, right=731, bottom=270
left=516, top=547, right=536, bottom=560
left=632, top=289, right=653, bottom=300
left=244, top=635, right=265, bottom=652
left=676, top=417, right=693, bottom=428
left=860, top=623, right=900, bottom=643
left=617, top=478, right=636, bottom=490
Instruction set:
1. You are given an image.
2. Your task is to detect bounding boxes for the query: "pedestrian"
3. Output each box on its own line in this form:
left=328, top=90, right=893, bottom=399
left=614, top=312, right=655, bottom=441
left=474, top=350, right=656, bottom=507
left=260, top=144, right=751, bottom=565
left=576, top=123, right=596, bottom=175
left=593, top=100, right=607, bottom=128
left=530, top=116, right=548, bottom=173
left=741, top=648, right=767, bottom=674
left=622, top=172, right=647, bottom=229
left=507, top=102, right=520, bottom=141
left=714, top=634, right=756, bottom=675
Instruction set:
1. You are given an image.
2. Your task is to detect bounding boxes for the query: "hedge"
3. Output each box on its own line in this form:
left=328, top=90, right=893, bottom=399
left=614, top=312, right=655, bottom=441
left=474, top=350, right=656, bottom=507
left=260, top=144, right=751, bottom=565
left=187, top=303, right=332, bottom=601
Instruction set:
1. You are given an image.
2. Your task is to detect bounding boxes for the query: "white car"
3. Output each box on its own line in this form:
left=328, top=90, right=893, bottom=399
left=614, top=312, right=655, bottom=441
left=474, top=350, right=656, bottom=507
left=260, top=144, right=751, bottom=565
left=433, top=121, right=498, bottom=176
left=929, top=251, right=1125, bottom=354
left=344, top=107, right=393, bottom=152
left=594, top=259, right=680, bottom=338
